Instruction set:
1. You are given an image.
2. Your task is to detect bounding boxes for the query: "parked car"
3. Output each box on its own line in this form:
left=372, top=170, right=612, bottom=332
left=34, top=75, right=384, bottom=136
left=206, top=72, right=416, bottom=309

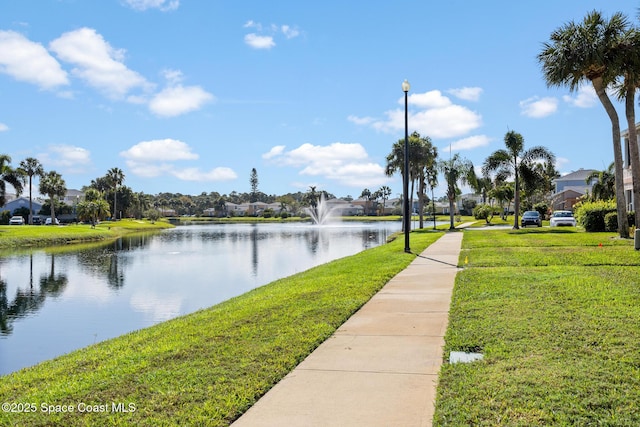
left=9, top=216, right=25, bottom=225
left=45, top=217, right=60, bottom=225
left=550, top=210, right=576, bottom=227
left=32, top=216, right=43, bottom=225
left=521, top=210, right=542, bottom=227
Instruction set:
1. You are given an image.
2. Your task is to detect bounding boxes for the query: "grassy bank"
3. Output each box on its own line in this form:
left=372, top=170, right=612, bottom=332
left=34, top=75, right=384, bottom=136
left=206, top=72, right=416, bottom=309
left=0, top=219, right=173, bottom=248
left=434, top=229, right=640, bottom=425
left=0, top=229, right=443, bottom=426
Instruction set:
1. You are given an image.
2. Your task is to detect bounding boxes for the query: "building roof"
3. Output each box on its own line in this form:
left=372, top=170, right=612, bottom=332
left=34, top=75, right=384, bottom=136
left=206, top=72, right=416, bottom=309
left=554, top=168, right=597, bottom=182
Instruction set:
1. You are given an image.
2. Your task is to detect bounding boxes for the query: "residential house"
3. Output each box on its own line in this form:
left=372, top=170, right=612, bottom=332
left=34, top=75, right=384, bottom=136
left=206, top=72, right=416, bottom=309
left=0, top=196, right=44, bottom=217
left=551, top=169, right=597, bottom=211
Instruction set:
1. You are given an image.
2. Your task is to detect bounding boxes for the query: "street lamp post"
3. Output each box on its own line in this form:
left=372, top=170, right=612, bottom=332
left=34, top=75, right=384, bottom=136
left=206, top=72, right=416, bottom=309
left=402, top=79, right=411, bottom=253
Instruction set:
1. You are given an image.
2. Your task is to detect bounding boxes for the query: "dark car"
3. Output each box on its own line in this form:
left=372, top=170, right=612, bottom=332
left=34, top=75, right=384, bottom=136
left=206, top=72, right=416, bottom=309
left=521, top=210, right=542, bottom=227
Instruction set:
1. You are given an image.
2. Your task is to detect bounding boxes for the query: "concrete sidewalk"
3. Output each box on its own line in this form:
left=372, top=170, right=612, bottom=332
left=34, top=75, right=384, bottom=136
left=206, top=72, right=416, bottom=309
left=232, top=231, right=464, bottom=427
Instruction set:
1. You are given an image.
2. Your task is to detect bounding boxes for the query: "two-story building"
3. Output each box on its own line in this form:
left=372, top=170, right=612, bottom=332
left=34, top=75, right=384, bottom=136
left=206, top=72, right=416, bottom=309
left=551, top=169, right=597, bottom=211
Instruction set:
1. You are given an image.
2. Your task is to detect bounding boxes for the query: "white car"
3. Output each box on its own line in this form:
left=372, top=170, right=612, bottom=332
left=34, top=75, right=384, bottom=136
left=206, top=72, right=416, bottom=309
left=9, top=216, right=25, bottom=225
left=45, top=217, right=60, bottom=225
left=550, top=210, right=576, bottom=227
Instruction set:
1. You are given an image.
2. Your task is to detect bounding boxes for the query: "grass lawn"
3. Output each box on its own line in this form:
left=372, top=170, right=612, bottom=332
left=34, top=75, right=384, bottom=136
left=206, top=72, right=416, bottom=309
left=0, top=219, right=173, bottom=249
left=0, top=229, right=443, bottom=426
left=434, top=228, right=640, bottom=426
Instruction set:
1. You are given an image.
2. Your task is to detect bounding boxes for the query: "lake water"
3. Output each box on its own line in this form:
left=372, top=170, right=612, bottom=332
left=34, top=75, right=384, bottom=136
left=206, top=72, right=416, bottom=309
left=0, top=221, right=403, bottom=376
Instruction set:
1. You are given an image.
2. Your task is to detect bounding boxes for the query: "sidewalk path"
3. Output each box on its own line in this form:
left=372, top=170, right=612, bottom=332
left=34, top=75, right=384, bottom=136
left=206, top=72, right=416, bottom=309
left=232, top=230, right=465, bottom=427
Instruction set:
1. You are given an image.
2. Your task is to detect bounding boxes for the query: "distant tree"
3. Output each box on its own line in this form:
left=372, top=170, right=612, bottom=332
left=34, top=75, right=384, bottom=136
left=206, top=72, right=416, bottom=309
left=482, top=131, right=555, bottom=229
left=386, top=132, right=438, bottom=229
left=18, top=157, right=44, bottom=224
left=106, top=167, right=125, bottom=220
left=360, top=188, right=374, bottom=215
left=249, top=168, right=259, bottom=203
left=0, top=154, right=23, bottom=206
left=586, top=163, right=616, bottom=201
left=439, top=154, right=475, bottom=229
left=378, top=186, right=392, bottom=215
left=39, top=171, right=66, bottom=223
left=77, top=188, right=110, bottom=227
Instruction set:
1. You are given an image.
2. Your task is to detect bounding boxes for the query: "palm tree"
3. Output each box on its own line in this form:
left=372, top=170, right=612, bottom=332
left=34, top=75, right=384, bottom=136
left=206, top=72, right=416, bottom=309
left=0, top=155, right=23, bottom=206
left=386, top=132, right=438, bottom=230
left=538, top=10, right=629, bottom=237
left=18, top=157, right=44, bottom=224
left=612, top=27, right=640, bottom=226
left=378, top=185, right=392, bottom=215
left=438, top=153, right=475, bottom=230
left=106, top=167, right=125, bottom=220
left=39, top=171, right=66, bottom=224
left=586, top=163, right=616, bottom=201
left=482, top=131, right=555, bottom=229
left=77, top=189, right=110, bottom=227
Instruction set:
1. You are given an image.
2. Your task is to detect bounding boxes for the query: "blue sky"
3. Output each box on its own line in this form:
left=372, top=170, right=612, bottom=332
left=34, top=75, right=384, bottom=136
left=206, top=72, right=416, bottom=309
left=1, top=1, right=638, bottom=199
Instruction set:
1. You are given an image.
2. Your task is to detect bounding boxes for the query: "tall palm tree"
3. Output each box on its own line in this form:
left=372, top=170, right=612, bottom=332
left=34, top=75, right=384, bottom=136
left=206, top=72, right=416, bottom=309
left=612, top=27, right=640, bottom=226
left=106, top=167, right=125, bottom=220
left=586, top=163, right=616, bottom=201
left=39, top=171, right=66, bottom=224
left=378, top=185, right=392, bottom=215
left=386, top=132, right=438, bottom=230
left=538, top=10, right=629, bottom=237
left=482, top=131, right=555, bottom=229
left=0, top=154, right=23, bottom=206
left=18, top=157, right=44, bottom=224
left=438, top=153, right=475, bottom=230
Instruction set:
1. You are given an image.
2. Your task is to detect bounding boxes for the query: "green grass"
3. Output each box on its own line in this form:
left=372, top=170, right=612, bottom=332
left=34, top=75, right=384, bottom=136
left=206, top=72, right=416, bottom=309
left=0, top=219, right=173, bottom=248
left=0, top=229, right=443, bottom=426
left=434, top=229, right=640, bottom=426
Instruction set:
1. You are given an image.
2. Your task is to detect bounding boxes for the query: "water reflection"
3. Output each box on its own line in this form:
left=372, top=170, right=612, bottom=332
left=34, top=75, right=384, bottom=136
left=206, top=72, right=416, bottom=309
left=0, top=221, right=402, bottom=375
left=0, top=254, right=69, bottom=335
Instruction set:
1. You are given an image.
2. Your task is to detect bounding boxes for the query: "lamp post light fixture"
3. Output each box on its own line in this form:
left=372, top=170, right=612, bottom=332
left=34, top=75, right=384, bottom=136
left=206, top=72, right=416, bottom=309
left=402, top=79, right=411, bottom=253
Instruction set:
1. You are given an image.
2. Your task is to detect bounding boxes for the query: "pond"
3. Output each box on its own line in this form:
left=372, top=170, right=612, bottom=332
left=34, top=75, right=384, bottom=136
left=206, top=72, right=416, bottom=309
left=0, top=221, right=403, bottom=376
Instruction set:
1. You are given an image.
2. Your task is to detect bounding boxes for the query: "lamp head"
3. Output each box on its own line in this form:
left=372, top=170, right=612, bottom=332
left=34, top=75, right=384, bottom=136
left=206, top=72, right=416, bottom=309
left=402, top=79, right=410, bottom=92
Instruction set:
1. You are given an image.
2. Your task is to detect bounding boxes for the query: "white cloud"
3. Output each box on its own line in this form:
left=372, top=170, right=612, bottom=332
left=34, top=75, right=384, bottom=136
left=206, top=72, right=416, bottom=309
left=520, top=96, right=558, bottom=118
left=356, top=89, right=482, bottom=139
left=448, top=87, right=483, bottom=101
left=49, top=27, right=151, bottom=99
left=556, top=156, right=570, bottom=170
left=281, top=25, right=300, bottom=39
left=243, top=21, right=300, bottom=49
left=244, top=34, right=275, bottom=50
left=262, top=145, right=286, bottom=159
left=263, top=142, right=390, bottom=188
left=371, top=104, right=482, bottom=139
left=40, top=144, right=92, bottom=174
left=563, top=86, right=597, bottom=108
left=0, top=123, right=8, bottom=132
left=121, top=139, right=236, bottom=182
left=120, top=138, right=198, bottom=161
left=405, top=90, right=452, bottom=108
left=449, top=135, right=491, bottom=151
left=0, top=30, right=69, bottom=90
left=122, top=0, right=179, bottom=11
left=149, top=85, right=214, bottom=117
left=347, top=115, right=375, bottom=125
left=170, top=167, right=237, bottom=182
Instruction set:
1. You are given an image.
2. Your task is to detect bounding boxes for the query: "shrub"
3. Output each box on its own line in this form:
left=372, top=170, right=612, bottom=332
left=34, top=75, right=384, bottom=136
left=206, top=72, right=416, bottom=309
left=473, top=204, right=493, bottom=224
left=574, top=200, right=616, bottom=232
left=604, top=212, right=618, bottom=232
left=603, top=210, right=635, bottom=232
